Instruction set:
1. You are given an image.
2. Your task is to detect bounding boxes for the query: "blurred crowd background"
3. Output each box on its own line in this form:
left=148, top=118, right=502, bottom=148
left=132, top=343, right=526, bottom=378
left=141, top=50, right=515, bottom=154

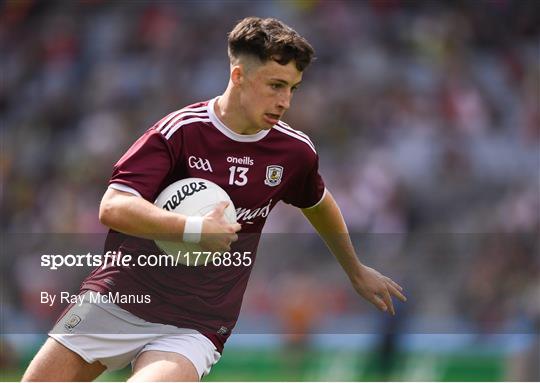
left=1, top=0, right=539, bottom=381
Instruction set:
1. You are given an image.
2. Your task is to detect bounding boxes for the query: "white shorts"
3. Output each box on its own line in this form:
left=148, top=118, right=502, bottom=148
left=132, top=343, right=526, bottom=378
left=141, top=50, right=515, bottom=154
left=49, top=291, right=221, bottom=378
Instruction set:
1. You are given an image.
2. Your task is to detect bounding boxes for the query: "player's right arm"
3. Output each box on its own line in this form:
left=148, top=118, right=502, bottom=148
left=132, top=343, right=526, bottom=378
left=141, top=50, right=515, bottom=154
left=99, top=188, right=240, bottom=251
left=102, top=122, right=240, bottom=251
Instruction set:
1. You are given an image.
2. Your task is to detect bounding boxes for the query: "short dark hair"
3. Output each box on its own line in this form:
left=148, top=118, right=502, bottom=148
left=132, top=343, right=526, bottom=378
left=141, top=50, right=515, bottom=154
left=228, top=17, right=315, bottom=72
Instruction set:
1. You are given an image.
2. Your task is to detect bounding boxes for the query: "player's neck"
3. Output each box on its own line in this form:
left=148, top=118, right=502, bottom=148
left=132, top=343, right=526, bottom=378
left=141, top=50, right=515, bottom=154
left=215, top=93, right=262, bottom=136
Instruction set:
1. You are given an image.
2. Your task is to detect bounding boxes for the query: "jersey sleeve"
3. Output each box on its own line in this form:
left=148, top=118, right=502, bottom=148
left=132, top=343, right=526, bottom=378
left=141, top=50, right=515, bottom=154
left=109, top=129, right=177, bottom=201
left=282, top=153, right=326, bottom=209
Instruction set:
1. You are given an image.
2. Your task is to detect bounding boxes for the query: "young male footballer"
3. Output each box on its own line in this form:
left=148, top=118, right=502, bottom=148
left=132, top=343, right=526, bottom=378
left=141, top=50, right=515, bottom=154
left=23, top=17, right=406, bottom=382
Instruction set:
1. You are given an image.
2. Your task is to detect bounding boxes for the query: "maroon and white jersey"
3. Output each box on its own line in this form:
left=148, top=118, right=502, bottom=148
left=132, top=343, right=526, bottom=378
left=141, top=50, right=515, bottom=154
left=80, top=97, right=325, bottom=352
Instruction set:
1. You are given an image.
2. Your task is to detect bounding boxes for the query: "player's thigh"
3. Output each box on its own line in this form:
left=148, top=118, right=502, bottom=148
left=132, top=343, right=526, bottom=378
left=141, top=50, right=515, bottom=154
left=22, top=337, right=106, bottom=382
left=128, top=350, right=199, bottom=382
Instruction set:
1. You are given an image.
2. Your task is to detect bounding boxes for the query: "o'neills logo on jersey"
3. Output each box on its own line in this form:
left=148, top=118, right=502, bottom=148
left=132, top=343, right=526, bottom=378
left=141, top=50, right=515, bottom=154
left=227, top=156, right=254, bottom=166
left=162, top=182, right=207, bottom=211
left=236, top=199, right=272, bottom=222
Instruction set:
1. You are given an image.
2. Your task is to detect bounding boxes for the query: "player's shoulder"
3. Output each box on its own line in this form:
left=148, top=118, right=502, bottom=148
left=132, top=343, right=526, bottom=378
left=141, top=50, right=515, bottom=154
left=272, top=120, right=318, bottom=156
left=152, top=101, right=211, bottom=140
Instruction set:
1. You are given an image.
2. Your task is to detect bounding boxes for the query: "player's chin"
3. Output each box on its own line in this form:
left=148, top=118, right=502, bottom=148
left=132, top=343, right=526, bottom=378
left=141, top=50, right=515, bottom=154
left=258, top=120, right=274, bottom=130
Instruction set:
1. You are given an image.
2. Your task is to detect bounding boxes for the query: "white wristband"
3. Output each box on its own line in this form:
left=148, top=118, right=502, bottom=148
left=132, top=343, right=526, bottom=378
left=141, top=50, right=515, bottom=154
left=182, top=216, right=203, bottom=243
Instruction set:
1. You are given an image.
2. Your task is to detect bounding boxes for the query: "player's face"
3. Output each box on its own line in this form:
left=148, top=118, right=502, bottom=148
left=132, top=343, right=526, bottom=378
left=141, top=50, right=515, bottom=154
left=240, top=60, right=303, bottom=131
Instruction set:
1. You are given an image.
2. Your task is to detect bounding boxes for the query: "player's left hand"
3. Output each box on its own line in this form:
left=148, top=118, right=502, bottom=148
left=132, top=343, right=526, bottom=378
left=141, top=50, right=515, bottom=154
left=351, top=265, right=406, bottom=315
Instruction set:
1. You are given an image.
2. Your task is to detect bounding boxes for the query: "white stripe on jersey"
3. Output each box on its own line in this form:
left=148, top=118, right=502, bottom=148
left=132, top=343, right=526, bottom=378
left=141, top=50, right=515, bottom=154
left=277, top=121, right=316, bottom=148
left=155, top=105, right=208, bottom=133
left=164, top=117, right=211, bottom=140
left=109, top=183, right=142, bottom=198
left=273, top=125, right=317, bottom=153
left=161, top=111, right=209, bottom=136
left=277, top=120, right=309, bottom=139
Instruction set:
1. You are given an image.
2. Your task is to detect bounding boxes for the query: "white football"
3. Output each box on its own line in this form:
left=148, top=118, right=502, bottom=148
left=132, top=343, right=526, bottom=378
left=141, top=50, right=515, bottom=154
left=154, top=178, right=236, bottom=266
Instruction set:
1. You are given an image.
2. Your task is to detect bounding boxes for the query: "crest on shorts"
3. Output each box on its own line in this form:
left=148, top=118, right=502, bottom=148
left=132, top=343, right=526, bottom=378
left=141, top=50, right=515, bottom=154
left=264, top=165, right=283, bottom=187
left=64, top=314, right=82, bottom=332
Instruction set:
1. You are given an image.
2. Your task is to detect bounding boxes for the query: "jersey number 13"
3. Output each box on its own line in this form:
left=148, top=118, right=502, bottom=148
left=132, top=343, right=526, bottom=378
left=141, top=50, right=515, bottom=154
left=228, top=166, right=249, bottom=186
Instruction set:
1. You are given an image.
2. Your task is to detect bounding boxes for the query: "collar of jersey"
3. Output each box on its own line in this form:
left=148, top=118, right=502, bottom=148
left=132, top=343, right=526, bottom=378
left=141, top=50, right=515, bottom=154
left=208, top=97, right=270, bottom=142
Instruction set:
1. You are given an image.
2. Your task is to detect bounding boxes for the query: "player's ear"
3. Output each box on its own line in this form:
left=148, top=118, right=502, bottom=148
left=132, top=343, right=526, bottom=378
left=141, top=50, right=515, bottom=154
left=231, top=65, right=244, bottom=86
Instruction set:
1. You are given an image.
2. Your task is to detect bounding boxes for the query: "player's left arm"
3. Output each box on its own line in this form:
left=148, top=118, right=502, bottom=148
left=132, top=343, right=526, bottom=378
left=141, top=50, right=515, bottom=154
left=301, top=189, right=407, bottom=315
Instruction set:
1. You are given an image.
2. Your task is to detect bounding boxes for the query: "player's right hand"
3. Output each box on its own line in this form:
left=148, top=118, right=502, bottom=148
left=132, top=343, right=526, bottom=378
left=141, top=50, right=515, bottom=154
left=199, top=201, right=241, bottom=251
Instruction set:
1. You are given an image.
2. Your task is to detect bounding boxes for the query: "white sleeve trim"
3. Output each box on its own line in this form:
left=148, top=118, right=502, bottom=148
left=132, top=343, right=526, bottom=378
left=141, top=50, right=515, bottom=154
left=109, top=183, right=143, bottom=198
left=303, top=188, right=327, bottom=210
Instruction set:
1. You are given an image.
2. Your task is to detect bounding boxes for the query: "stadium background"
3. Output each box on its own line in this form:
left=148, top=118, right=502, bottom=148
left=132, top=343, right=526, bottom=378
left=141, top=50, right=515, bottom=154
left=1, top=0, right=539, bottom=381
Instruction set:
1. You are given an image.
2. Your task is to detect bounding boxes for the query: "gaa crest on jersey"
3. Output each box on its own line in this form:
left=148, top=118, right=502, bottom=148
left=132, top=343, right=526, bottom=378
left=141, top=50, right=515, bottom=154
left=64, top=314, right=82, bottom=332
left=264, top=165, right=283, bottom=187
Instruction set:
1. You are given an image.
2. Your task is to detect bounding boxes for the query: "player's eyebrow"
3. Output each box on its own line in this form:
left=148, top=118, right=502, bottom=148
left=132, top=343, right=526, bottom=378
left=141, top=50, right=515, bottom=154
left=270, top=78, right=302, bottom=88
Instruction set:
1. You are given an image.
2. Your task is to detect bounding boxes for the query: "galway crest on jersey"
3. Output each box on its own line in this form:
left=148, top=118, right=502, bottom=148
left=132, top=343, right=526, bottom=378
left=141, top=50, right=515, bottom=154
left=264, top=165, right=283, bottom=187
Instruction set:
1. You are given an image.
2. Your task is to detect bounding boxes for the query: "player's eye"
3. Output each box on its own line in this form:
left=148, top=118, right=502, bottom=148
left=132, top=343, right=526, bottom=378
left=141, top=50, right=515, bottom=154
left=270, top=83, right=283, bottom=90
left=292, top=85, right=299, bottom=92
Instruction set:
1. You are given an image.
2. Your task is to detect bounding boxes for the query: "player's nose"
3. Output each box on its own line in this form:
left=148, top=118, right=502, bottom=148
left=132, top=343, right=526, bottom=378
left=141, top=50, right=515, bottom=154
left=277, top=93, right=291, bottom=110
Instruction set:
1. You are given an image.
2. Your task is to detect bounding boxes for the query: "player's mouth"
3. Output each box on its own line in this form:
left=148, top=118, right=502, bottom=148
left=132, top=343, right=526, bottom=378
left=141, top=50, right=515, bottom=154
left=263, top=113, right=281, bottom=125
